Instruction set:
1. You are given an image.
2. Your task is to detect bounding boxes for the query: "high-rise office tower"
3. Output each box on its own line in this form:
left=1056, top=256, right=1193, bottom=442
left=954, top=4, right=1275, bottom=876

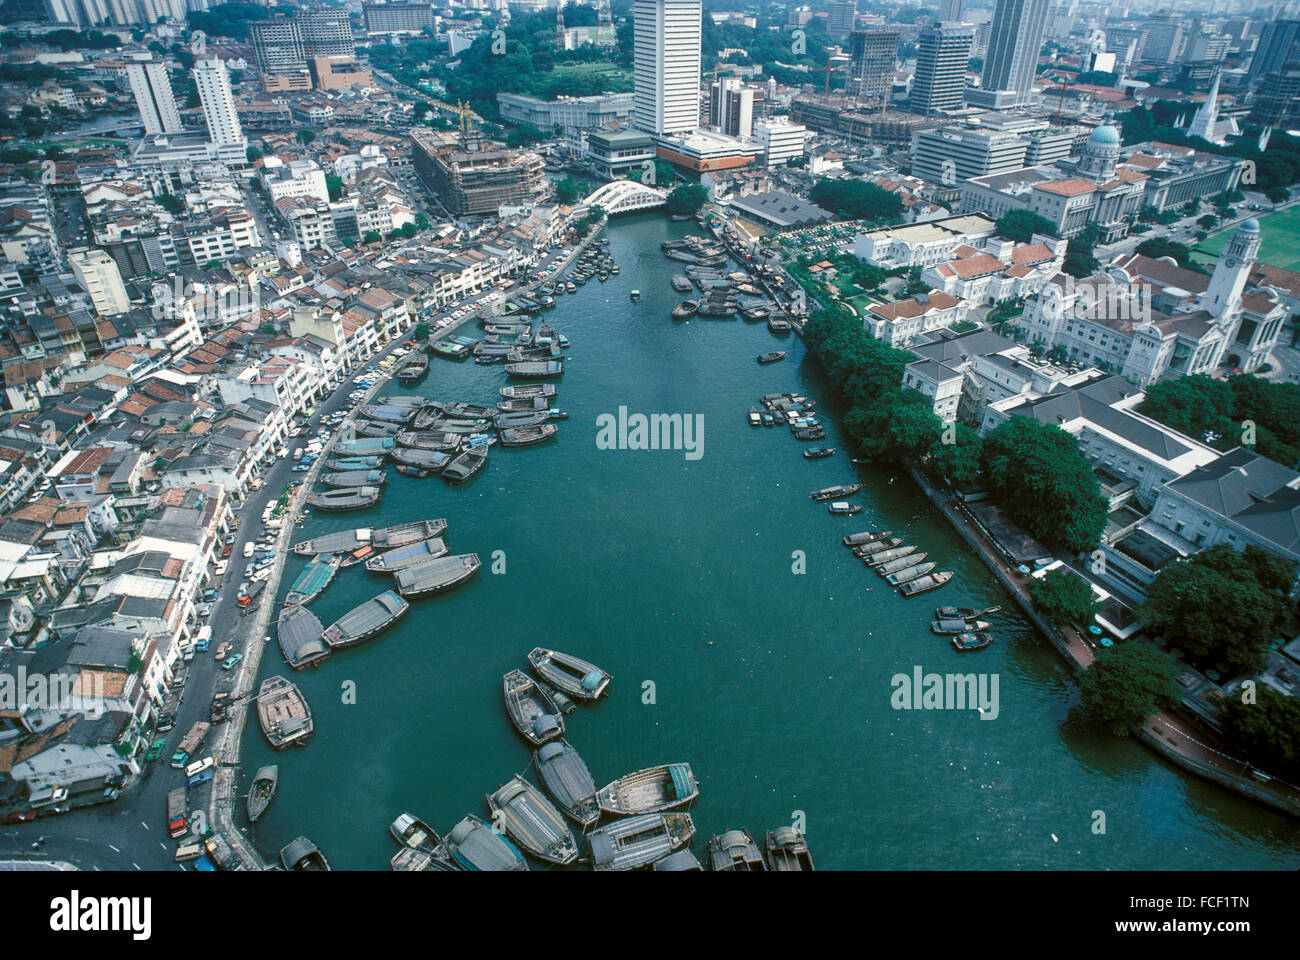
left=1250, top=62, right=1300, bottom=128
left=125, top=59, right=182, bottom=135
left=847, top=29, right=899, bottom=104
left=1249, top=18, right=1300, bottom=82
left=910, top=23, right=973, bottom=115
left=939, top=0, right=962, bottom=21
left=194, top=57, right=243, bottom=146
left=827, top=0, right=856, bottom=39
left=43, top=0, right=109, bottom=26
left=363, top=2, right=435, bottom=35
left=250, top=18, right=307, bottom=75
left=1141, top=11, right=1184, bottom=64
left=299, top=9, right=356, bottom=58
left=633, top=0, right=702, bottom=136
left=708, top=77, right=753, bottom=138
left=980, top=0, right=1049, bottom=106
left=69, top=249, right=130, bottom=317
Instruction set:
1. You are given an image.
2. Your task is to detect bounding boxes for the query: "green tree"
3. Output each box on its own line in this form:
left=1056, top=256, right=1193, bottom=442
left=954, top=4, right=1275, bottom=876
left=996, top=210, right=1055, bottom=243
left=809, top=177, right=903, bottom=225
left=414, top=322, right=430, bottom=340
left=296, top=129, right=315, bottom=145
left=154, top=193, right=184, bottom=215
left=981, top=416, right=1107, bottom=551
left=1062, top=229, right=1100, bottom=278
left=1077, top=643, right=1183, bottom=736
left=1140, top=545, right=1294, bottom=673
left=363, top=230, right=381, bottom=245
left=1028, top=567, right=1101, bottom=628
left=554, top=176, right=586, bottom=205
left=1218, top=685, right=1300, bottom=779
left=246, top=145, right=263, bottom=163
left=326, top=175, right=344, bottom=202
left=927, top=422, right=983, bottom=489
left=1134, top=237, right=1203, bottom=270
left=666, top=183, right=708, bottom=216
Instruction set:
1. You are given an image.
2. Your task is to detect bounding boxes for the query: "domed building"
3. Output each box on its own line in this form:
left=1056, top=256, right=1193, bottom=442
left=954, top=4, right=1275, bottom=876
left=1075, top=124, right=1121, bottom=182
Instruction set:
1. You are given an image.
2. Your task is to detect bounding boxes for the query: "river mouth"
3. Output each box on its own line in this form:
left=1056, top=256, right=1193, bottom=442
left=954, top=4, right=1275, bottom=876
left=240, top=213, right=1300, bottom=870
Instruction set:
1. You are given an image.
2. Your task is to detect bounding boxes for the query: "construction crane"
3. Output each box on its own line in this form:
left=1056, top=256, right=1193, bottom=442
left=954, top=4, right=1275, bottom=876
left=823, top=54, right=850, bottom=96
left=1055, top=77, right=1070, bottom=123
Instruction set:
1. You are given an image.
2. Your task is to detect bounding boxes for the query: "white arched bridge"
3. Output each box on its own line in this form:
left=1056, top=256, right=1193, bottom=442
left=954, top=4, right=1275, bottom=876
left=584, top=180, right=668, bottom=215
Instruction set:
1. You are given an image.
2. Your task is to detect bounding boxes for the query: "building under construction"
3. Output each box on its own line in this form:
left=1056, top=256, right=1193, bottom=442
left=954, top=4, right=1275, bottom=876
left=789, top=96, right=940, bottom=150
left=411, top=128, right=546, bottom=217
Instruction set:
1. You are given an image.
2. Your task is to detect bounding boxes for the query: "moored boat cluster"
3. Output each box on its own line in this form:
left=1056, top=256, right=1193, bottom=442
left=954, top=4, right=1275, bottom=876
left=380, top=648, right=815, bottom=872
left=842, top=529, right=957, bottom=599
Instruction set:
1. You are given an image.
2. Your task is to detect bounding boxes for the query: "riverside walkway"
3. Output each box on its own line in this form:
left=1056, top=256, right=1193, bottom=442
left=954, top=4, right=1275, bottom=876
left=208, top=220, right=608, bottom=869
left=905, top=463, right=1300, bottom=820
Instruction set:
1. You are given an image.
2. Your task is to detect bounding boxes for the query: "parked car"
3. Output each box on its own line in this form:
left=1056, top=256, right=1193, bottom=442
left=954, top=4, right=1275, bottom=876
left=213, top=641, right=230, bottom=661
left=221, top=653, right=243, bottom=671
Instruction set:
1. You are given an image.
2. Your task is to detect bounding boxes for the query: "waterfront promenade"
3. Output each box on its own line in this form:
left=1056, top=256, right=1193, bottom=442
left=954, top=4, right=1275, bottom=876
left=208, top=221, right=608, bottom=870
left=904, top=463, right=1300, bottom=821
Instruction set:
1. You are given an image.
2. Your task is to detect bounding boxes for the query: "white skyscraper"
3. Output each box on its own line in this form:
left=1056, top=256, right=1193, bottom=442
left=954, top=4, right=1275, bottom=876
left=633, top=0, right=702, bottom=137
left=194, top=56, right=243, bottom=146
left=69, top=249, right=130, bottom=317
left=125, top=59, right=182, bottom=135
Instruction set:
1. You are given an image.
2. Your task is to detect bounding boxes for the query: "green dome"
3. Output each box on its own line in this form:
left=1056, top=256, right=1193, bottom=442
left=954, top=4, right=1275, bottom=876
left=1088, top=124, right=1120, bottom=146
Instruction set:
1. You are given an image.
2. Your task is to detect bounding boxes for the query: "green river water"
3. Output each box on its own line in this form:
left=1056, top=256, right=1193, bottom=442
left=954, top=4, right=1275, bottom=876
left=240, top=213, right=1300, bottom=870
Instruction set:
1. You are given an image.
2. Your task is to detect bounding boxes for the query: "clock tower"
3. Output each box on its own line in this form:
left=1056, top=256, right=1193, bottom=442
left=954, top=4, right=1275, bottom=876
left=1202, top=219, right=1261, bottom=319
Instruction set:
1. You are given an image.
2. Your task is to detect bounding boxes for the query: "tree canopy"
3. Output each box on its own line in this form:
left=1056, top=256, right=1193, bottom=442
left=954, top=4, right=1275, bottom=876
left=995, top=210, right=1055, bottom=244
left=1140, top=374, right=1300, bottom=466
left=667, top=183, right=708, bottom=217
left=1140, top=545, right=1294, bottom=673
left=1134, top=237, right=1205, bottom=272
left=1218, top=685, right=1300, bottom=779
left=1028, top=567, right=1101, bottom=628
left=981, top=416, right=1108, bottom=552
left=1077, top=643, right=1183, bottom=736
left=809, top=178, right=903, bottom=226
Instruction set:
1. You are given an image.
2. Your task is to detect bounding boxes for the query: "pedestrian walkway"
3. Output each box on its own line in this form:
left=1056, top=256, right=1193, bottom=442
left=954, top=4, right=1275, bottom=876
left=906, top=462, right=1300, bottom=820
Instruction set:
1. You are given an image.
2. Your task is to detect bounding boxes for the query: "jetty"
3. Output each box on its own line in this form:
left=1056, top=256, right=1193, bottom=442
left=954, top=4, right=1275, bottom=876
left=320, top=590, right=410, bottom=648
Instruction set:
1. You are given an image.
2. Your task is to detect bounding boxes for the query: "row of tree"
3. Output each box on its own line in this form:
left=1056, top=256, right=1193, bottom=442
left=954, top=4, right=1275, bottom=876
left=801, top=308, right=1108, bottom=553
left=1140, top=374, right=1300, bottom=467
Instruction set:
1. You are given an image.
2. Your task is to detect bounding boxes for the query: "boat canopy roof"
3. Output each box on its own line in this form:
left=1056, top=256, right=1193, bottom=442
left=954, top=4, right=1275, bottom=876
left=669, top=763, right=695, bottom=800
left=581, top=669, right=604, bottom=692
left=537, top=742, right=565, bottom=762
left=588, top=833, right=616, bottom=867
left=532, top=713, right=562, bottom=739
